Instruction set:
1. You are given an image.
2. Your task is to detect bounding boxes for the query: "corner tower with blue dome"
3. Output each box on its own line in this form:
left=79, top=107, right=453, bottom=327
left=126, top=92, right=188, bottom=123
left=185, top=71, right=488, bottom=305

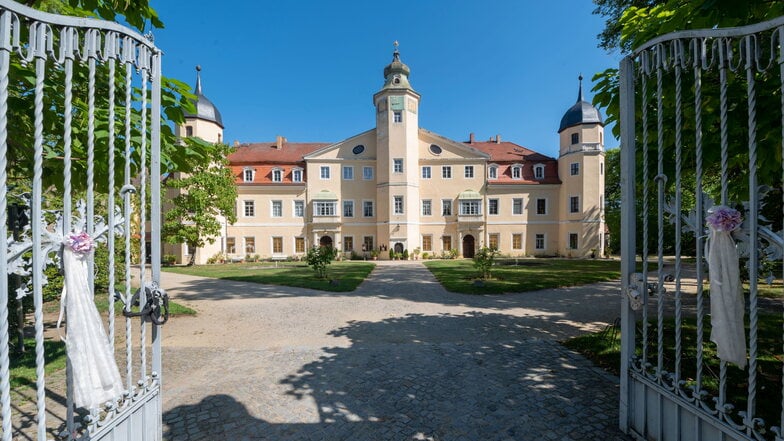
left=557, top=75, right=606, bottom=257
left=179, top=65, right=224, bottom=144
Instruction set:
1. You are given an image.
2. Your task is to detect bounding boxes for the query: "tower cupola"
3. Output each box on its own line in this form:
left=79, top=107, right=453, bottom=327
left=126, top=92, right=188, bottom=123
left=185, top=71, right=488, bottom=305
left=558, top=75, right=602, bottom=133
left=183, top=65, right=224, bottom=128
left=381, top=41, right=414, bottom=91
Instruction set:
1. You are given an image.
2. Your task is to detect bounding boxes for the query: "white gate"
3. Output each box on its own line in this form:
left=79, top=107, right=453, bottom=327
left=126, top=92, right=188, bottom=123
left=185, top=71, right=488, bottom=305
left=0, top=0, right=164, bottom=439
left=619, top=16, right=784, bottom=441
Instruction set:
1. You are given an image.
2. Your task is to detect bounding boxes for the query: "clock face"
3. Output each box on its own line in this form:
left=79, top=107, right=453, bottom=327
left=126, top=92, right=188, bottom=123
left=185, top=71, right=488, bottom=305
left=389, top=96, right=404, bottom=111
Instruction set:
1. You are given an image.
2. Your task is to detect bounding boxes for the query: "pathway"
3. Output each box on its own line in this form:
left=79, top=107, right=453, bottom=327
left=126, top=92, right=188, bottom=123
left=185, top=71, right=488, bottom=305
left=161, top=261, right=631, bottom=441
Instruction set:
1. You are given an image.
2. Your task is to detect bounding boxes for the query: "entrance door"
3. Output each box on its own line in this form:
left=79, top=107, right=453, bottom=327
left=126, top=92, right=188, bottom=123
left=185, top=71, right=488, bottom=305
left=320, top=235, right=333, bottom=248
left=462, top=235, right=475, bottom=258
left=394, top=242, right=404, bottom=254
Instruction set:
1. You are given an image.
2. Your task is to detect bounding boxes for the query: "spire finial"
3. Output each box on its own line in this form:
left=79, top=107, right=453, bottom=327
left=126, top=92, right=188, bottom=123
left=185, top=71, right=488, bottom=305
left=577, top=73, right=584, bottom=102
left=392, top=40, right=400, bottom=61
left=195, top=65, right=203, bottom=95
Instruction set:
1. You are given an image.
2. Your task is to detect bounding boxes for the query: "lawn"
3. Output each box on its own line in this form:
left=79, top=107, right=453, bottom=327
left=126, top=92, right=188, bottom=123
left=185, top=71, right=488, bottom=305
left=564, top=314, right=783, bottom=430
left=163, top=261, right=376, bottom=292
left=423, top=258, right=625, bottom=294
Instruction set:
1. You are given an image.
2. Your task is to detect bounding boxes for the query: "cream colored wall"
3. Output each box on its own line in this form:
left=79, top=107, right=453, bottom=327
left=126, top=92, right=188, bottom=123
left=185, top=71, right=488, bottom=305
left=230, top=186, right=307, bottom=258
left=177, top=118, right=224, bottom=144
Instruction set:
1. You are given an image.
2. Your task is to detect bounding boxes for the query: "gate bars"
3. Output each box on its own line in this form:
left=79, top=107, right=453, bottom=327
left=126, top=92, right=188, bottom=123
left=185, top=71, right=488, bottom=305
left=620, top=16, right=784, bottom=441
left=0, top=0, right=163, bottom=439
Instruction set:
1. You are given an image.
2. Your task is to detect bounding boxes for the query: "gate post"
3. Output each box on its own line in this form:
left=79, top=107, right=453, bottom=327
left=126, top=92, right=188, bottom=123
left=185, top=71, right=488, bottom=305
left=618, top=55, right=636, bottom=434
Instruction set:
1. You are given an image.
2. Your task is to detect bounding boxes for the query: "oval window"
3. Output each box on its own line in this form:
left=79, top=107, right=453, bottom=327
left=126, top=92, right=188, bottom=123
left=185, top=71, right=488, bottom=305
left=352, top=144, right=365, bottom=155
left=429, top=144, right=442, bottom=155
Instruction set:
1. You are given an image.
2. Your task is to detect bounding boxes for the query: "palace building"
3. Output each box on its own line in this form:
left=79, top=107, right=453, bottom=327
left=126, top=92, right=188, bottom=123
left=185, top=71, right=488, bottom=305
left=171, top=47, right=606, bottom=264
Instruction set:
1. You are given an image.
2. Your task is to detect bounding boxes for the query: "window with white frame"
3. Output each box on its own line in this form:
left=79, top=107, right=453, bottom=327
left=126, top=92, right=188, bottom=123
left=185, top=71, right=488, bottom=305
left=421, top=199, right=432, bottom=216
left=295, top=237, right=305, bottom=253
left=363, top=166, right=374, bottom=180
left=460, top=200, right=481, bottom=215
left=393, top=111, right=402, bottom=123
left=314, top=201, right=336, bottom=216
left=294, top=200, right=304, bottom=217
left=363, top=200, right=374, bottom=217
left=535, top=233, right=545, bottom=250
left=320, top=166, right=330, bottom=179
left=464, top=165, right=474, bottom=178
left=292, top=168, right=303, bottom=183
left=442, top=166, right=452, bottom=179
left=536, top=198, right=547, bottom=215
left=512, top=233, right=523, bottom=250
left=394, top=196, right=404, bottom=214
left=243, top=200, right=255, bottom=217
left=343, top=200, right=354, bottom=217
left=422, top=235, right=432, bottom=251
left=488, top=198, right=499, bottom=215
left=488, top=165, right=498, bottom=179
left=226, top=237, right=236, bottom=254
left=271, top=200, right=282, bottom=217
left=534, top=164, right=545, bottom=179
left=569, top=233, right=578, bottom=250
left=570, top=196, right=580, bottom=213
left=442, top=199, right=452, bottom=216
left=570, top=162, right=580, bottom=176
left=244, top=236, right=255, bottom=253
left=344, top=236, right=353, bottom=252
left=512, top=165, right=522, bottom=179
left=343, top=166, right=354, bottom=180
left=272, top=237, right=283, bottom=254
left=393, top=158, right=403, bottom=173
left=489, top=233, right=499, bottom=250
left=243, top=168, right=254, bottom=182
left=363, top=236, right=374, bottom=252
left=421, top=166, right=431, bottom=179
left=272, top=168, right=282, bottom=182
left=512, top=198, right=523, bottom=215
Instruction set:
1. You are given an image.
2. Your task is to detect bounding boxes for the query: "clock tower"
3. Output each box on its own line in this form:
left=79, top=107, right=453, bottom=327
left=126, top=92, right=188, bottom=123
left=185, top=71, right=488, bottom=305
left=373, top=43, right=421, bottom=254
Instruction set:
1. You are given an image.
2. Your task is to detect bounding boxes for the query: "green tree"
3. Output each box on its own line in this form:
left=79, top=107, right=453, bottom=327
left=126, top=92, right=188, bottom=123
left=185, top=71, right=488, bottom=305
left=473, top=246, right=499, bottom=280
left=306, top=246, right=338, bottom=279
left=162, top=141, right=238, bottom=266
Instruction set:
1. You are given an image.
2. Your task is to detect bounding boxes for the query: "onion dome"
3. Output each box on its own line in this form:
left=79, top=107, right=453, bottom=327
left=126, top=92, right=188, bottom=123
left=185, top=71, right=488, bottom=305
left=183, top=65, right=224, bottom=128
left=558, top=75, right=602, bottom=133
left=381, top=41, right=413, bottom=90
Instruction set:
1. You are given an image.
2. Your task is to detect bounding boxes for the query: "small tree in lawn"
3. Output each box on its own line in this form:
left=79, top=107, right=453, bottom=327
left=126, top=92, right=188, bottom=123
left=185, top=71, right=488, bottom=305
left=473, top=246, right=499, bottom=280
left=306, top=246, right=338, bottom=279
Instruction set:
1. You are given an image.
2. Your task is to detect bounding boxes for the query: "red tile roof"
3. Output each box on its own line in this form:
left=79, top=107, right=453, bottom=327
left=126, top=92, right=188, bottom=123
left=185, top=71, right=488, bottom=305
left=228, top=142, right=329, bottom=164
left=469, top=141, right=561, bottom=184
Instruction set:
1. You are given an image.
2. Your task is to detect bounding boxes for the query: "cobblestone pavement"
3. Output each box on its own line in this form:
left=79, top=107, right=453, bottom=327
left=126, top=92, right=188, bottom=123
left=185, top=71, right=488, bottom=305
left=161, top=261, right=631, bottom=440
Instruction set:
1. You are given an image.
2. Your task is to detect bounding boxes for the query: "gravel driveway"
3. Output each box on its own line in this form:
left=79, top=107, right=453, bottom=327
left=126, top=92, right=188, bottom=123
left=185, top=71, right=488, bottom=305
left=161, top=260, right=631, bottom=441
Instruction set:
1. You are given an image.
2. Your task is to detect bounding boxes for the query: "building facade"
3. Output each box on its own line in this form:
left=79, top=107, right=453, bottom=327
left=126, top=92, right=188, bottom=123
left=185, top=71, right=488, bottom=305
left=176, top=49, right=605, bottom=264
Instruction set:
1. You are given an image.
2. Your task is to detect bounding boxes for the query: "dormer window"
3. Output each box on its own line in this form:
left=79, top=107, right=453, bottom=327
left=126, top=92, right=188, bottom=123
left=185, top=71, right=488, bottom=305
left=488, top=165, right=498, bottom=180
left=534, top=164, right=545, bottom=180
left=243, top=167, right=255, bottom=183
left=511, top=164, right=522, bottom=180
left=571, top=133, right=579, bottom=145
left=271, top=168, right=283, bottom=182
left=292, top=168, right=303, bottom=183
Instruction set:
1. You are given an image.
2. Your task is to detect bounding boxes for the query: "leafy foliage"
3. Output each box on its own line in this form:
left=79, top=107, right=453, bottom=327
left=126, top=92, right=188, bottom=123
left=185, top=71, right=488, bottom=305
left=473, top=246, right=499, bottom=280
left=162, top=142, right=238, bottom=265
left=306, top=246, right=338, bottom=279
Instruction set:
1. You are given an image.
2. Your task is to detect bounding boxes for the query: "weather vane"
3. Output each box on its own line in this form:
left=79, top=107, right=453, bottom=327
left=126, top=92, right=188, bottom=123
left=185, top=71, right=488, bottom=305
left=394, top=40, right=399, bottom=50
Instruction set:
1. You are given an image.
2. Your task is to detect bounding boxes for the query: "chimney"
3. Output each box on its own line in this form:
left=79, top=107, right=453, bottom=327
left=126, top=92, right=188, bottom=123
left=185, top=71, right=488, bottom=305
left=275, top=135, right=284, bottom=150
left=469, top=132, right=475, bottom=144
left=495, top=134, right=501, bottom=144
left=233, top=140, right=240, bottom=147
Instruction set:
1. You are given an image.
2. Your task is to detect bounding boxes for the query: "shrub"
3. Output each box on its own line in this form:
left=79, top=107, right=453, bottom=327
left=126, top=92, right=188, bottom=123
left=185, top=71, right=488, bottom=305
left=306, top=246, right=338, bottom=279
left=163, top=254, right=177, bottom=265
left=389, top=249, right=395, bottom=260
left=402, top=249, right=409, bottom=260
left=473, top=246, right=499, bottom=279
left=449, top=249, right=459, bottom=259
left=422, top=252, right=429, bottom=260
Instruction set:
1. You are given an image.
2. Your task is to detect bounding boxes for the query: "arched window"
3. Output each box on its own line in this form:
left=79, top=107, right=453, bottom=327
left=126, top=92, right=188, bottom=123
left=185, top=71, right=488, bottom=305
left=488, top=165, right=498, bottom=180
left=243, top=167, right=255, bottom=183
left=511, top=164, right=522, bottom=180
left=272, top=168, right=283, bottom=182
left=533, top=164, right=545, bottom=180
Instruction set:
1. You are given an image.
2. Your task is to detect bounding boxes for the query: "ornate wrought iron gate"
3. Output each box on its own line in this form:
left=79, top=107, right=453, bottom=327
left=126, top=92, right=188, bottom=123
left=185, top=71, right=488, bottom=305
left=0, top=0, right=164, bottom=439
left=619, top=16, right=784, bottom=441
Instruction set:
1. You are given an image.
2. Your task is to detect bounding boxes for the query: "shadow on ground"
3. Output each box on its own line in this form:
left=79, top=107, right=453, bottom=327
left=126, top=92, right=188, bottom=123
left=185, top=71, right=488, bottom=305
left=163, top=312, right=630, bottom=440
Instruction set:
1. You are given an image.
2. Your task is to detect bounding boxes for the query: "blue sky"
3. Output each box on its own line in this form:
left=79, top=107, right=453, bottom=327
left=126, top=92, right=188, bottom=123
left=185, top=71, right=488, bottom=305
left=153, top=1, right=621, bottom=158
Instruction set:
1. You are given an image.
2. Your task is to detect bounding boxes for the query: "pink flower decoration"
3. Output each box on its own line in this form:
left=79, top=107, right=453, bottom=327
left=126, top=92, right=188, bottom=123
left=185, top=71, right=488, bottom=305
left=65, top=231, right=94, bottom=254
left=706, top=206, right=743, bottom=232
